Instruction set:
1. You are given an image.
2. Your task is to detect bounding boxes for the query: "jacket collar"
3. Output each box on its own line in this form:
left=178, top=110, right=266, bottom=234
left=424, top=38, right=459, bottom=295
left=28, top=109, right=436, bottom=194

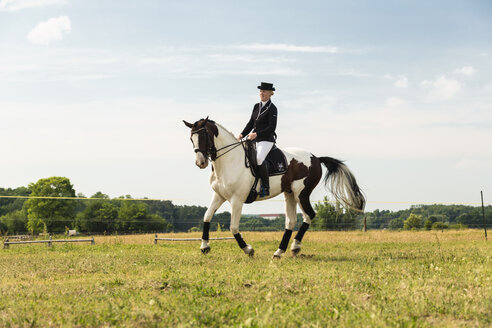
left=258, top=100, right=271, bottom=111
left=256, top=100, right=272, bottom=118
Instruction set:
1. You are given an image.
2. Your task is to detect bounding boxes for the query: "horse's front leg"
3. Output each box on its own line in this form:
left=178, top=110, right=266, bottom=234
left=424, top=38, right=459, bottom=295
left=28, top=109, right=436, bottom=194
left=201, top=192, right=225, bottom=254
left=273, top=192, right=297, bottom=259
left=230, top=198, right=254, bottom=257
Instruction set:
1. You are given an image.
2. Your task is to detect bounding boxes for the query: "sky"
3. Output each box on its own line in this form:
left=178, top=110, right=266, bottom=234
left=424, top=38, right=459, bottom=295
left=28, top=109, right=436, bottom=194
left=0, top=0, right=491, bottom=215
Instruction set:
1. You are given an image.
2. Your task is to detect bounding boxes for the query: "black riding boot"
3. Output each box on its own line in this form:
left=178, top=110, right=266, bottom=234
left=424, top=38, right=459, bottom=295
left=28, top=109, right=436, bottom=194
left=258, top=161, right=270, bottom=197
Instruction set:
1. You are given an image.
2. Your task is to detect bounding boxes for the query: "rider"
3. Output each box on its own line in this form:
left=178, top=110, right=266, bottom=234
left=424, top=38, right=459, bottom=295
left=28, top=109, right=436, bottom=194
left=237, top=82, right=278, bottom=197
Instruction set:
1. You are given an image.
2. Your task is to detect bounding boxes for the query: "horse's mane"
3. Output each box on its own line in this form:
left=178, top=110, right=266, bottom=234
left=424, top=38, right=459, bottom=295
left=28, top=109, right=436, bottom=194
left=214, top=122, right=236, bottom=141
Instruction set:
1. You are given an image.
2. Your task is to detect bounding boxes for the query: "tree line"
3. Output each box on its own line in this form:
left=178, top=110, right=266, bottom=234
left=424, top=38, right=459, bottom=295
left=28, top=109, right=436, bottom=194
left=0, top=177, right=490, bottom=235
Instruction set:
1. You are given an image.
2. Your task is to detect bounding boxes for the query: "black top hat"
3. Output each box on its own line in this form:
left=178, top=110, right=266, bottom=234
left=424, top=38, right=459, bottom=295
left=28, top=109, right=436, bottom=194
left=257, top=82, right=275, bottom=91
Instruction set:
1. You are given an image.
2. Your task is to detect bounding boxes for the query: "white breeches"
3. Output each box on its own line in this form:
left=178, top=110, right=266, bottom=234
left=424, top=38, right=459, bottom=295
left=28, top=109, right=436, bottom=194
left=256, top=141, right=274, bottom=165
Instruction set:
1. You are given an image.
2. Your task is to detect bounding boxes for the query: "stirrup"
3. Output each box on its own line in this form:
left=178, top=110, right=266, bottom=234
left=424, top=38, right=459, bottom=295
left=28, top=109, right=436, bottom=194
left=260, top=185, right=269, bottom=197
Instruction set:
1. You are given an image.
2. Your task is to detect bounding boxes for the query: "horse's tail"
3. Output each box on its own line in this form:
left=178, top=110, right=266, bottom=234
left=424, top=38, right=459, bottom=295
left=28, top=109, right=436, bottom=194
left=318, top=156, right=366, bottom=212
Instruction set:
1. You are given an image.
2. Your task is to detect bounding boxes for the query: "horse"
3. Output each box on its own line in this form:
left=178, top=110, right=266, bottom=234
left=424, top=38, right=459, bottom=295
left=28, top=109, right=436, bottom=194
left=183, top=117, right=365, bottom=258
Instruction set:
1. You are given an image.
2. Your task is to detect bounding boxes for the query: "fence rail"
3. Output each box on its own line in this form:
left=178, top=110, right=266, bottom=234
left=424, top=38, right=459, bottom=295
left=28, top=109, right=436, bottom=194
left=3, top=236, right=95, bottom=249
left=153, top=234, right=234, bottom=244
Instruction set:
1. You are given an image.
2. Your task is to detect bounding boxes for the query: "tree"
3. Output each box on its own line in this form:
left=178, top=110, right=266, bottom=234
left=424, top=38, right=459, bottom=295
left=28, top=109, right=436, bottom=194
left=0, top=187, right=30, bottom=217
left=0, top=209, right=28, bottom=234
left=76, top=200, right=119, bottom=233
left=117, top=200, right=148, bottom=232
left=423, top=219, right=433, bottom=230
left=341, top=209, right=360, bottom=230
left=312, top=197, right=340, bottom=230
left=27, top=216, right=45, bottom=235
left=173, top=205, right=207, bottom=232
left=213, top=211, right=231, bottom=231
left=0, top=220, right=6, bottom=234
left=26, top=177, right=76, bottom=233
left=388, top=217, right=404, bottom=230
left=404, top=213, right=422, bottom=230
left=116, top=200, right=170, bottom=232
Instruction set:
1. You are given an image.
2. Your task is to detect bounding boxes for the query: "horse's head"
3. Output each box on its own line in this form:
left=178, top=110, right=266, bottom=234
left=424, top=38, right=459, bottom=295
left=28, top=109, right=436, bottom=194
left=183, top=117, right=219, bottom=169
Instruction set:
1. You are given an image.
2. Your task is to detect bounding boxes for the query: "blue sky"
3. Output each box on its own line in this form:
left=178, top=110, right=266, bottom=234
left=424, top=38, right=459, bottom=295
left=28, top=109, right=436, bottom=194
left=1, top=0, right=491, bottom=214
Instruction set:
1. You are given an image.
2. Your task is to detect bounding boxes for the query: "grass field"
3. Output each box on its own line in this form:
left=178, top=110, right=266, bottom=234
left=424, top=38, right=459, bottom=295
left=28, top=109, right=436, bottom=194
left=1, top=230, right=491, bottom=327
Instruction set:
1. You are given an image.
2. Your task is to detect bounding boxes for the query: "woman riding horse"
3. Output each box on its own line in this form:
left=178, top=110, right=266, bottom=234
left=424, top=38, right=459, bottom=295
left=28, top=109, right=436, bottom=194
left=237, top=82, right=277, bottom=197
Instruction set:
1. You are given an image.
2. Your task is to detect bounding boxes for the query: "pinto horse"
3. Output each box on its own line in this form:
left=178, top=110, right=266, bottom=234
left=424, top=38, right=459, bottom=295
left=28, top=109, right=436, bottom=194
left=183, top=118, right=365, bottom=258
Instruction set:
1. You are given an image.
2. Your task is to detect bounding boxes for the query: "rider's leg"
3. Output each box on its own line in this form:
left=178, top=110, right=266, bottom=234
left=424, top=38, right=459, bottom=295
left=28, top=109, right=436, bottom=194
left=256, top=141, right=274, bottom=196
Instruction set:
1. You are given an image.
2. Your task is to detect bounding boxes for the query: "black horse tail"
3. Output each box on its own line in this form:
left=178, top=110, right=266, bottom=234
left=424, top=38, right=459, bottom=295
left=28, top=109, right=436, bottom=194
left=318, top=156, right=366, bottom=212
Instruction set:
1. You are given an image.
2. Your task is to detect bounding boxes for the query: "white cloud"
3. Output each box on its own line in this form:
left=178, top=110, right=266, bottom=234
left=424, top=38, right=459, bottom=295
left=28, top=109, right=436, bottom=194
left=385, top=97, right=406, bottom=107
left=27, top=16, right=71, bottom=45
left=236, top=43, right=338, bottom=53
left=421, top=76, right=461, bottom=100
left=394, top=75, right=408, bottom=88
left=208, top=54, right=296, bottom=63
left=0, top=0, right=66, bottom=11
left=336, top=69, right=371, bottom=77
left=453, top=66, right=476, bottom=76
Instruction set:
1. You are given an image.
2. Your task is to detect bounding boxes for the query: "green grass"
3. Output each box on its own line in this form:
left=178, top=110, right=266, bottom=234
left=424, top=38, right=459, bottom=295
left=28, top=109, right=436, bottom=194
left=1, top=231, right=491, bottom=327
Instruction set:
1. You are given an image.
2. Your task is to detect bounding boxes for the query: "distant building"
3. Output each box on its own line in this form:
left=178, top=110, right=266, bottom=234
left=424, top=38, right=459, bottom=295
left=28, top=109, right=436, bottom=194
left=259, top=213, right=283, bottom=220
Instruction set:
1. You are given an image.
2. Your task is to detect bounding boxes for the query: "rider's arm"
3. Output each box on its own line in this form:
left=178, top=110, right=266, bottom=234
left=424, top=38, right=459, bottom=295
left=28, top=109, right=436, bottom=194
left=240, top=105, right=256, bottom=137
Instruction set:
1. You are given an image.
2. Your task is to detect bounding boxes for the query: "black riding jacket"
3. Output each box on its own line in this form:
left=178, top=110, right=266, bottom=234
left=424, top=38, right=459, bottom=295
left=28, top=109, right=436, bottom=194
left=240, top=100, right=278, bottom=142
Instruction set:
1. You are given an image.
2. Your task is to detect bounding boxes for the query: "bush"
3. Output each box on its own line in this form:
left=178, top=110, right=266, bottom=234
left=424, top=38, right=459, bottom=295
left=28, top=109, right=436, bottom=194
left=432, top=222, right=449, bottom=230
left=423, top=219, right=433, bottom=230
left=404, top=214, right=422, bottom=230
left=449, top=223, right=467, bottom=230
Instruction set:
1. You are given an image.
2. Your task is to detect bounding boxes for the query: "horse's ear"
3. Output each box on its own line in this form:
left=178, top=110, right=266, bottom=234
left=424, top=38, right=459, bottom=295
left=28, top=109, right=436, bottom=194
left=204, top=116, right=209, bottom=123
left=183, top=120, right=193, bottom=128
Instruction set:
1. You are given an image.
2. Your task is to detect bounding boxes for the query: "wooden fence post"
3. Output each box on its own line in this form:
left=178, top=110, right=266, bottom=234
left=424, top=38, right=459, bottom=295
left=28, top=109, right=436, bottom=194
left=481, top=191, right=488, bottom=241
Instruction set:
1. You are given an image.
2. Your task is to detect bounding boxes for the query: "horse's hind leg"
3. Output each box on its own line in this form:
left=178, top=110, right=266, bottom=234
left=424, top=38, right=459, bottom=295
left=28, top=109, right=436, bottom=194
left=273, top=192, right=297, bottom=259
left=291, top=157, right=321, bottom=255
left=230, top=197, right=254, bottom=257
left=201, top=192, right=225, bottom=254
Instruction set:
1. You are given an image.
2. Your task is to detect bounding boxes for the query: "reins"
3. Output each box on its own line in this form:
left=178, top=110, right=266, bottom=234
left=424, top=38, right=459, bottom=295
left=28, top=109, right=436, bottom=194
left=191, top=127, right=244, bottom=161
left=214, top=141, right=243, bottom=160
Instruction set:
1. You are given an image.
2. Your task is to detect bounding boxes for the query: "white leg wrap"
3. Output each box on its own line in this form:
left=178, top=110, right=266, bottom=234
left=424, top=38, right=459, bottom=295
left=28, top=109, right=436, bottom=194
left=291, top=239, right=301, bottom=250
left=201, top=239, right=210, bottom=249
left=273, top=248, right=285, bottom=258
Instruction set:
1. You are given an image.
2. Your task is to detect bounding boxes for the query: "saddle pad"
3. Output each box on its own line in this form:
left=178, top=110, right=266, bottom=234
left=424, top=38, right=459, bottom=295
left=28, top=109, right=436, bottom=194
left=265, top=145, right=288, bottom=176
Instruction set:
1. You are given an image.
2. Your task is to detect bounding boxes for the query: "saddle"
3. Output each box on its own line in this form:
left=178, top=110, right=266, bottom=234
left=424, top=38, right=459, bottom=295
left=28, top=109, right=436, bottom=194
left=244, top=141, right=288, bottom=177
left=243, top=141, right=288, bottom=203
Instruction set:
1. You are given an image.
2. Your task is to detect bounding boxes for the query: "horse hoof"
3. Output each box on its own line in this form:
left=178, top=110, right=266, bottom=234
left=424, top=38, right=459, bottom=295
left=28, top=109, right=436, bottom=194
left=243, top=245, right=255, bottom=257
left=273, top=249, right=284, bottom=259
left=291, top=248, right=301, bottom=256
left=201, top=246, right=211, bottom=254
left=242, top=244, right=254, bottom=257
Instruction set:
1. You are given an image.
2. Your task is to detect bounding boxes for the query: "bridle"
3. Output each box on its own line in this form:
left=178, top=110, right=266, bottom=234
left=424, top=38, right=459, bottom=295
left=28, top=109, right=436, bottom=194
left=191, top=126, right=243, bottom=161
